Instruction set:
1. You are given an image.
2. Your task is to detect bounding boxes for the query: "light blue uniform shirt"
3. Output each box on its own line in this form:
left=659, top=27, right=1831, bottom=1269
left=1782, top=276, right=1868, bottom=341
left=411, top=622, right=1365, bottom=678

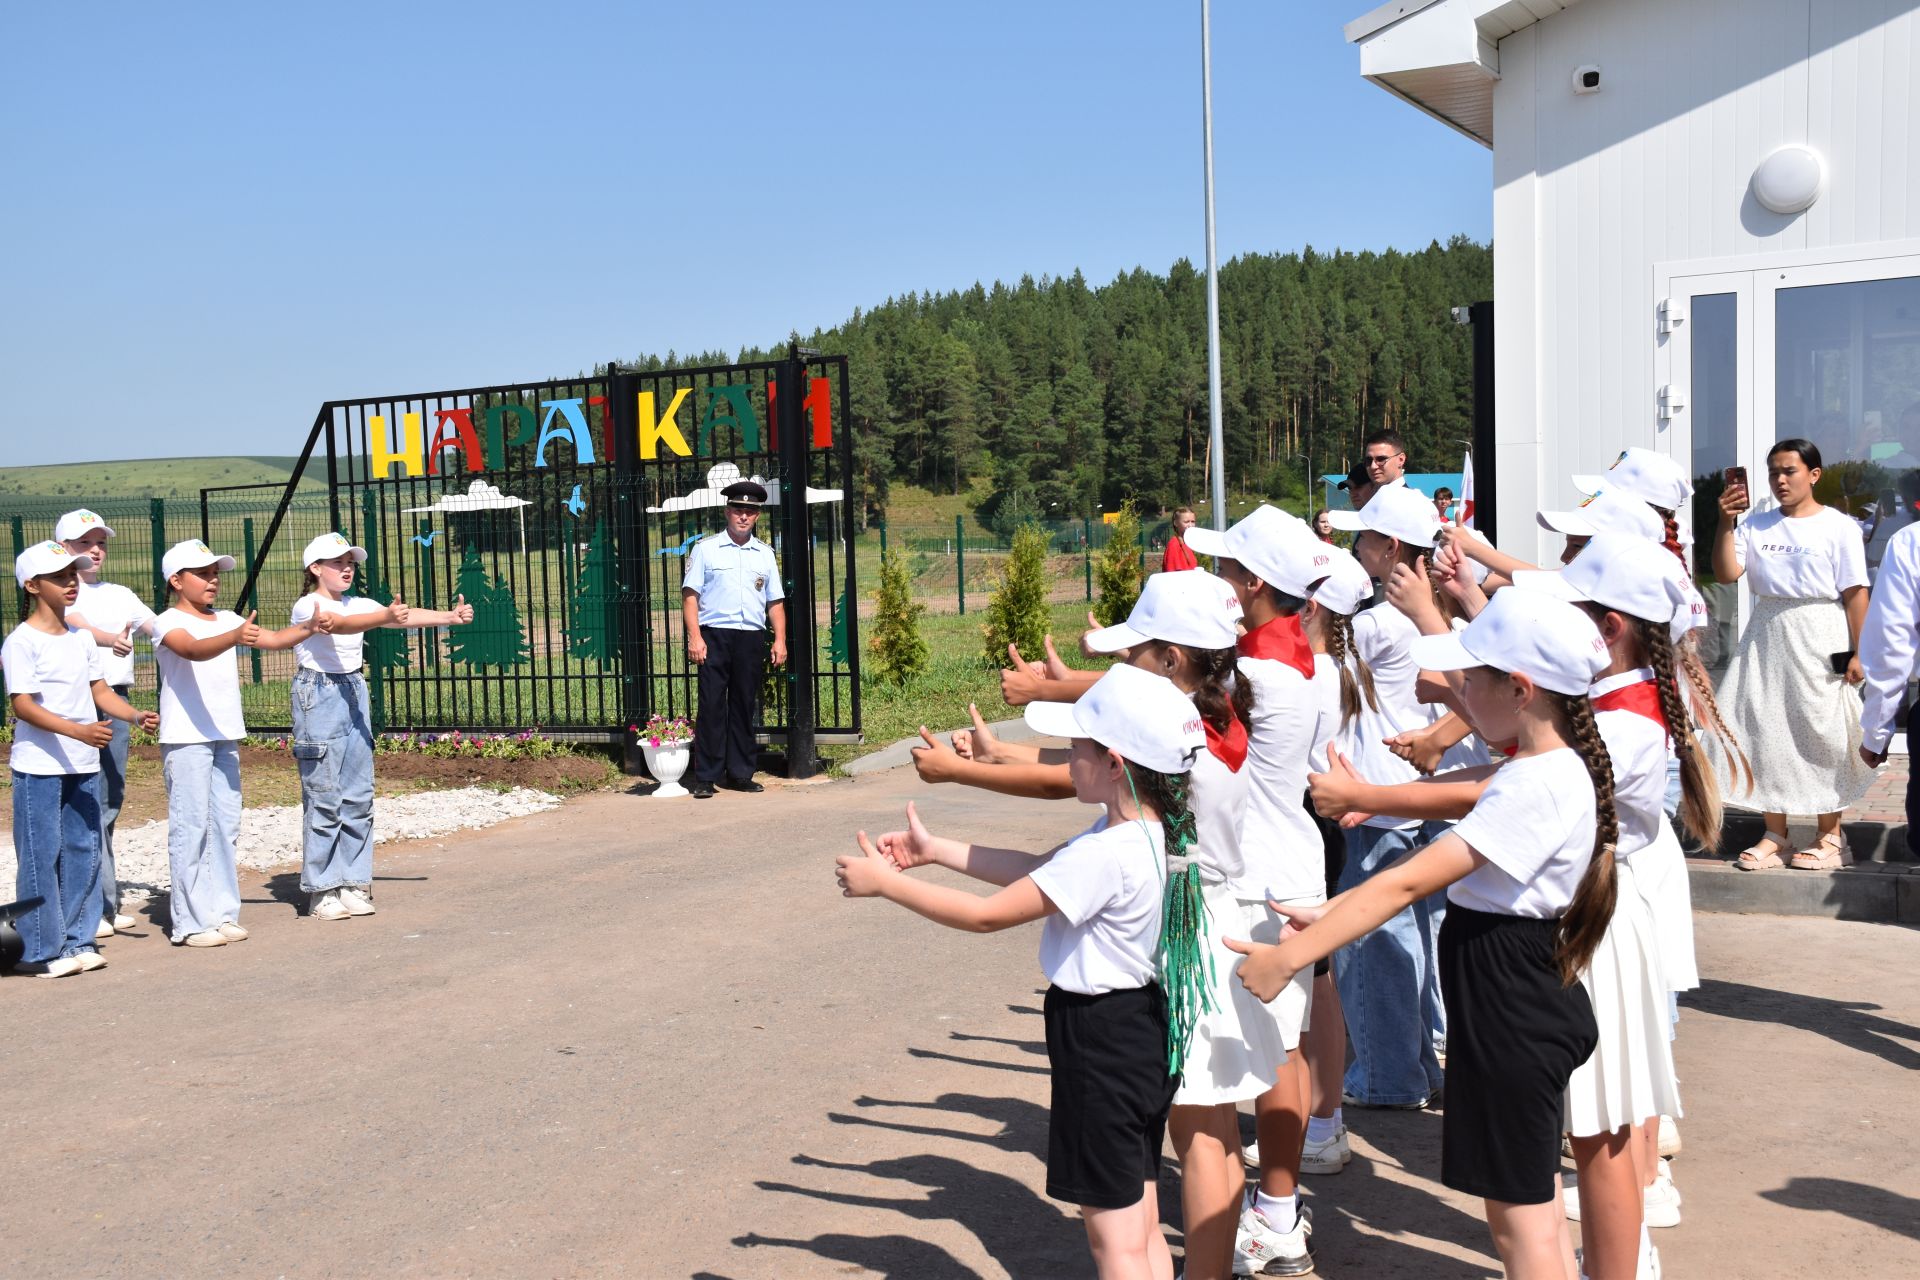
left=682, top=531, right=784, bottom=630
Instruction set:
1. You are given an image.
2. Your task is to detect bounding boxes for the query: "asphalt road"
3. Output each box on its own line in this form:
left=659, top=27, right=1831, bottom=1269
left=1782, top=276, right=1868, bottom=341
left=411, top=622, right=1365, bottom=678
left=6, top=768, right=1917, bottom=1277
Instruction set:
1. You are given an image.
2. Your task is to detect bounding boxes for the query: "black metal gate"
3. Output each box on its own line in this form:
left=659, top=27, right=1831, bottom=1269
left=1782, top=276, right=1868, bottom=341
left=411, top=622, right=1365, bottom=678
left=218, top=349, right=859, bottom=772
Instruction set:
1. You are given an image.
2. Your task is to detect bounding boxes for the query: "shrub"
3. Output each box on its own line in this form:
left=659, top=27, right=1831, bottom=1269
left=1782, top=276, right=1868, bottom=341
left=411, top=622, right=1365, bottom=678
left=1094, top=502, right=1145, bottom=626
left=982, top=523, right=1052, bottom=666
left=869, top=547, right=929, bottom=686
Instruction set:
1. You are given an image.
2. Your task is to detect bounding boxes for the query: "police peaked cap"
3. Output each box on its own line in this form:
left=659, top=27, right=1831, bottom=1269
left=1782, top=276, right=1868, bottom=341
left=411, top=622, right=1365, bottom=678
left=722, top=480, right=769, bottom=506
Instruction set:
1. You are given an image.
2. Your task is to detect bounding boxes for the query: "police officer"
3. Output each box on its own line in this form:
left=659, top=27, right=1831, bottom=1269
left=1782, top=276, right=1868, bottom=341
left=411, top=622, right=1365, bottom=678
left=681, top=480, right=787, bottom=797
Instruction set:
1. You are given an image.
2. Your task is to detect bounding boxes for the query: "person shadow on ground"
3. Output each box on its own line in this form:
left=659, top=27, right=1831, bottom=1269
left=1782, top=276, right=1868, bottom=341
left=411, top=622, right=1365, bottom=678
left=1760, top=1177, right=1920, bottom=1242
left=1684, top=977, right=1920, bottom=1070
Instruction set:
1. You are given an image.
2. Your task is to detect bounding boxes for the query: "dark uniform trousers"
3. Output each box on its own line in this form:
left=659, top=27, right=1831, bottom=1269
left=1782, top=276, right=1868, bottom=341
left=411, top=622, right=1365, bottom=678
left=693, top=625, right=768, bottom=784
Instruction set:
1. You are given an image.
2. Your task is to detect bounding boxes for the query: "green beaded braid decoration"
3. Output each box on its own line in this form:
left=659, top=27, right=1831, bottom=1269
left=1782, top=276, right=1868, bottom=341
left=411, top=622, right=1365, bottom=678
left=1156, top=773, right=1214, bottom=1074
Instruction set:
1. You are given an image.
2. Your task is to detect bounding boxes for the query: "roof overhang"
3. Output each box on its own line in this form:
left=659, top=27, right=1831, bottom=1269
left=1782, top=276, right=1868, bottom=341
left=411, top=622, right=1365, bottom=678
left=1345, top=0, right=1587, bottom=147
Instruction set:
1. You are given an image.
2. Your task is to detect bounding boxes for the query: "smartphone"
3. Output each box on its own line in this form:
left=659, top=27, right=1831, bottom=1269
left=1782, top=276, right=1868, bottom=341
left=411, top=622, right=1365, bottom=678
left=1724, top=465, right=1751, bottom=510
left=1830, top=650, right=1856, bottom=675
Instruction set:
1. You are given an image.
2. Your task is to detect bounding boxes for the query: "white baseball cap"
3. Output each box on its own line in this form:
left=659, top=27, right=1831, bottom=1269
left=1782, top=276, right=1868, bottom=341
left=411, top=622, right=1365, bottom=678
left=1536, top=488, right=1665, bottom=540
left=1513, top=532, right=1692, bottom=628
left=1673, top=581, right=1710, bottom=644
left=1023, top=662, right=1207, bottom=775
left=1307, top=546, right=1374, bottom=615
left=1411, top=585, right=1610, bottom=696
left=15, top=540, right=90, bottom=587
left=1572, top=448, right=1693, bottom=511
left=53, top=509, right=116, bottom=542
left=161, top=539, right=237, bottom=580
left=301, top=531, right=368, bottom=568
left=1184, top=505, right=1335, bottom=596
left=1326, top=482, right=1443, bottom=548
left=1084, top=569, right=1242, bottom=654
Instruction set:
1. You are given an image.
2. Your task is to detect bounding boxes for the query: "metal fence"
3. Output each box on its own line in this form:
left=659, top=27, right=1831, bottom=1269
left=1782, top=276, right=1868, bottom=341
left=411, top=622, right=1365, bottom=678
left=871, top=515, right=1174, bottom=616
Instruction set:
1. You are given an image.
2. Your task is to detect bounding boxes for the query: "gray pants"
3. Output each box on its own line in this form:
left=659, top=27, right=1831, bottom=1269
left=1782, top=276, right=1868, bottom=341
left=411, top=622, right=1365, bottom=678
left=162, top=741, right=242, bottom=941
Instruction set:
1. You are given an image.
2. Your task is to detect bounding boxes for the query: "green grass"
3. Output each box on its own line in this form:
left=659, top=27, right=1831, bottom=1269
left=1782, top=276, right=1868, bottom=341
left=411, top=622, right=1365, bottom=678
left=0, top=455, right=319, bottom=499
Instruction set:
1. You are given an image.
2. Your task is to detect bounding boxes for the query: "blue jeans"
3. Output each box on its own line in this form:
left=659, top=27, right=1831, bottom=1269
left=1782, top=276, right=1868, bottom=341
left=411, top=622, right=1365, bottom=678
left=12, top=770, right=105, bottom=964
left=162, top=741, right=242, bottom=941
left=292, top=670, right=375, bottom=893
left=1334, top=822, right=1448, bottom=1106
left=97, top=691, right=132, bottom=917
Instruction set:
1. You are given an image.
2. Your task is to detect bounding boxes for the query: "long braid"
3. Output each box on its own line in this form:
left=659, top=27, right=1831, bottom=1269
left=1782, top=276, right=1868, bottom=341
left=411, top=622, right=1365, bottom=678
left=1132, top=764, right=1208, bottom=1073
left=1651, top=504, right=1687, bottom=568
left=1676, top=633, right=1754, bottom=797
left=1326, top=612, right=1379, bottom=729
left=1547, top=691, right=1619, bottom=985
left=1634, top=617, right=1724, bottom=849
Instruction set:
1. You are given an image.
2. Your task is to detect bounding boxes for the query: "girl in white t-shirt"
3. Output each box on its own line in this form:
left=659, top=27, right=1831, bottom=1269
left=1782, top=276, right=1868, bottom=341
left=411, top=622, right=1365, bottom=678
left=837, top=664, right=1203, bottom=1280
left=152, top=540, right=315, bottom=948
left=1230, top=587, right=1617, bottom=1280
left=290, top=533, right=474, bottom=922
left=1711, top=439, right=1874, bottom=868
left=4, top=543, right=156, bottom=977
left=59, top=509, right=158, bottom=936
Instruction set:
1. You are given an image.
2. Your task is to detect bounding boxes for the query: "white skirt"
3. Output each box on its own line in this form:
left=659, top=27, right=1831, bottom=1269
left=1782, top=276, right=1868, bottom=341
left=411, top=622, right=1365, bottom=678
left=1565, top=858, right=1682, bottom=1136
left=1175, top=890, right=1313, bottom=1107
left=1713, top=594, right=1874, bottom=815
left=1624, top=822, right=1699, bottom=993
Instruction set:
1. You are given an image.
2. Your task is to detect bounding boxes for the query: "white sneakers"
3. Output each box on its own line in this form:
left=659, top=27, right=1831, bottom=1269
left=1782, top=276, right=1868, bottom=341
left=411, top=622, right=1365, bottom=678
left=311, top=890, right=350, bottom=921
left=1233, top=1202, right=1313, bottom=1276
left=1657, top=1115, right=1682, bottom=1158
left=338, top=886, right=376, bottom=917
left=14, top=955, right=85, bottom=978
left=1563, top=1159, right=1682, bottom=1227
left=73, top=951, right=108, bottom=972
left=95, top=918, right=115, bottom=941
left=181, top=930, right=227, bottom=947
left=217, top=922, right=249, bottom=942
left=1300, top=1127, right=1352, bottom=1176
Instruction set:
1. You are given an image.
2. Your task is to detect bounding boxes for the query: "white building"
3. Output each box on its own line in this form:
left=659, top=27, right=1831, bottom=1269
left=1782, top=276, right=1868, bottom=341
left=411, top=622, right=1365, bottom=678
left=1347, top=0, right=1920, bottom=665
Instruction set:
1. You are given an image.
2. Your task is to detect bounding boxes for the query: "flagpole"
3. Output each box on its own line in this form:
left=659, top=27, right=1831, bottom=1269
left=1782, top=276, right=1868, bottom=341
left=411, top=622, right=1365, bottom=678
left=1201, top=0, right=1227, bottom=530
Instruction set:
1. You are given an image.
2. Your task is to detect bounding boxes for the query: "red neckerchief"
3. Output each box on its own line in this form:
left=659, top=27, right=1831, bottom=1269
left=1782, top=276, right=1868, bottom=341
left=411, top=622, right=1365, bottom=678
left=1205, top=713, right=1248, bottom=772
left=1592, top=679, right=1668, bottom=732
left=1237, top=614, right=1315, bottom=680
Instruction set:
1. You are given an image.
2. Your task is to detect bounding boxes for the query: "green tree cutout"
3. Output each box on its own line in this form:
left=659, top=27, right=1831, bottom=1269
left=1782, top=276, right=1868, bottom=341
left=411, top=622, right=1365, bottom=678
left=827, top=583, right=852, bottom=666
left=445, top=546, right=530, bottom=671
left=567, top=519, right=619, bottom=666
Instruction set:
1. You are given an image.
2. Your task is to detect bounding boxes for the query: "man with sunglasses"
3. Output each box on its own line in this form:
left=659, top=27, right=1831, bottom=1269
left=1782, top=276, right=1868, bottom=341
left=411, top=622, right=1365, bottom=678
left=681, top=480, right=788, bottom=798
left=1362, top=429, right=1408, bottom=488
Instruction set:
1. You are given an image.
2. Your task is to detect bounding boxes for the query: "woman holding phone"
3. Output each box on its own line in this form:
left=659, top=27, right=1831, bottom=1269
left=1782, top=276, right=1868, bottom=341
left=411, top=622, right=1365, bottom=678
left=1711, top=439, right=1873, bottom=870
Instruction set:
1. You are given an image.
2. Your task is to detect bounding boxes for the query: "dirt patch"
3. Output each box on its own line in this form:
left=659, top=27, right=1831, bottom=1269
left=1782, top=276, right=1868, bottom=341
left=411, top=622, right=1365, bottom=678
left=1, top=741, right=620, bottom=824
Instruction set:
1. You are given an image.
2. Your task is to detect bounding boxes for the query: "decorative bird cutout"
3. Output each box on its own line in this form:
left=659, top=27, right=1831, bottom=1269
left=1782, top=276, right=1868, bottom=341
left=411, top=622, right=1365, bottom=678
left=409, top=529, right=441, bottom=548
left=654, top=532, right=703, bottom=558
left=565, top=485, right=587, bottom=518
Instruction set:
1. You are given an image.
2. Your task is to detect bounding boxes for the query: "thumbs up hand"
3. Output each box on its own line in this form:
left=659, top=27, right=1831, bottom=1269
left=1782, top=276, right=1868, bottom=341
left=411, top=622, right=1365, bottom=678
left=111, top=624, right=134, bottom=657
left=238, top=611, right=262, bottom=647
left=387, top=599, right=411, bottom=626
left=836, top=831, right=899, bottom=897
left=451, top=593, right=474, bottom=625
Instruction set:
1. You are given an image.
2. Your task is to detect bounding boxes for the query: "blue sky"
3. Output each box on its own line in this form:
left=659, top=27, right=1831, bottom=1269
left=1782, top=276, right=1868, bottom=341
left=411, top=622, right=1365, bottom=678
left=0, top=1, right=1490, bottom=467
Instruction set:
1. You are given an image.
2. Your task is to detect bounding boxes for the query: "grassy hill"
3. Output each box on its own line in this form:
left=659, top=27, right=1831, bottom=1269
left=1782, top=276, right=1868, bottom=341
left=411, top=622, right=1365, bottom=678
left=0, top=456, right=320, bottom=500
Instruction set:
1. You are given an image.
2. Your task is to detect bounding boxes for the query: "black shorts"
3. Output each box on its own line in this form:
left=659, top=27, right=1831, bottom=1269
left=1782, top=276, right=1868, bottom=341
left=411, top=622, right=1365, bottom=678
left=1042, top=984, right=1178, bottom=1210
left=1438, top=905, right=1598, bottom=1205
left=1307, top=789, right=1346, bottom=975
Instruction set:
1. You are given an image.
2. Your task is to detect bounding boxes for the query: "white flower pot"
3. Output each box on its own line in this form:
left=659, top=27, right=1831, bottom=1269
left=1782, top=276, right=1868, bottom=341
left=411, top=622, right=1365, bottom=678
left=642, top=742, right=692, bottom=797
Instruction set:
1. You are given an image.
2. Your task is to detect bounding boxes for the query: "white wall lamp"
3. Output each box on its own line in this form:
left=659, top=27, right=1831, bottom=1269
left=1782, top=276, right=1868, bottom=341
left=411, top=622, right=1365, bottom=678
left=1751, top=145, right=1827, bottom=215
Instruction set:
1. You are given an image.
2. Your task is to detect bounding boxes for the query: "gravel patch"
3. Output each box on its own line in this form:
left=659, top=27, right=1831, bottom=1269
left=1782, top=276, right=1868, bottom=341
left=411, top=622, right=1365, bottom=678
left=1, top=786, right=561, bottom=899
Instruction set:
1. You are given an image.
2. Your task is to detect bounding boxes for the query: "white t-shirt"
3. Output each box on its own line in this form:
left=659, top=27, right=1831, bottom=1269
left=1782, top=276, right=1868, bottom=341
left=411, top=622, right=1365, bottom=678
left=1448, top=748, right=1597, bottom=917
left=1428, top=619, right=1493, bottom=773
left=1345, top=602, right=1426, bottom=830
left=73, top=580, right=155, bottom=688
left=1591, top=669, right=1671, bottom=861
left=1189, top=733, right=1250, bottom=888
left=1030, top=815, right=1166, bottom=996
left=2, top=623, right=104, bottom=775
left=1308, top=653, right=1342, bottom=775
left=1734, top=507, right=1869, bottom=599
left=152, top=609, right=248, bottom=744
left=1235, top=655, right=1332, bottom=901
left=291, top=593, right=388, bottom=672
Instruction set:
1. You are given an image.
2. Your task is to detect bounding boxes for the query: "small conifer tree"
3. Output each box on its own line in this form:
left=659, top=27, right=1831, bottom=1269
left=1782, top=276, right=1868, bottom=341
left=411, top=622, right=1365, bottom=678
left=1094, top=502, right=1145, bottom=626
left=982, top=523, right=1052, bottom=666
left=869, top=548, right=928, bottom=686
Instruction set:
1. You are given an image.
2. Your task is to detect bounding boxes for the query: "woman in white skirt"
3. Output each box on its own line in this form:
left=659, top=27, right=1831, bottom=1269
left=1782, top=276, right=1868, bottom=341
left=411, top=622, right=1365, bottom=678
left=1711, top=439, right=1874, bottom=870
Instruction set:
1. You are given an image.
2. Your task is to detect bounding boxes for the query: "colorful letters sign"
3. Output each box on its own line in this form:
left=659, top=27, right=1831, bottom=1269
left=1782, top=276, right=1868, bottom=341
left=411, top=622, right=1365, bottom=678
left=365, top=377, right=834, bottom=479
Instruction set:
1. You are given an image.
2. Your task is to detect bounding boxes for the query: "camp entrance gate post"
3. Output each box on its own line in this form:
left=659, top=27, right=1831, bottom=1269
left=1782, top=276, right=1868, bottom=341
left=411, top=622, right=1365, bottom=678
left=213, top=357, right=860, bottom=769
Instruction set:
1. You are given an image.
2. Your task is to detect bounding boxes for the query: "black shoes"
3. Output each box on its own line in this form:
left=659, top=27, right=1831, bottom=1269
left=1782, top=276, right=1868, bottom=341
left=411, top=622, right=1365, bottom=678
left=720, top=777, right=764, bottom=793
left=689, top=780, right=715, bottom=799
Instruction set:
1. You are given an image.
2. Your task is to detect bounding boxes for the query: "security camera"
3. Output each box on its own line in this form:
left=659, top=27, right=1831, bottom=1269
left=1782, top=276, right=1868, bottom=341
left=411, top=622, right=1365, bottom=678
left=1574, top=65, right=1601, bottom=93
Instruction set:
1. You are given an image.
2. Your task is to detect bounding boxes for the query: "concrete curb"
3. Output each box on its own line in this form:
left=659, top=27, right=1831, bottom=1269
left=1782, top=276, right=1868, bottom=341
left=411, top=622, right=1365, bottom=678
left=1688, top=856, right=1920, bottom=923
left=842, top=717, right=1048, bottom=777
